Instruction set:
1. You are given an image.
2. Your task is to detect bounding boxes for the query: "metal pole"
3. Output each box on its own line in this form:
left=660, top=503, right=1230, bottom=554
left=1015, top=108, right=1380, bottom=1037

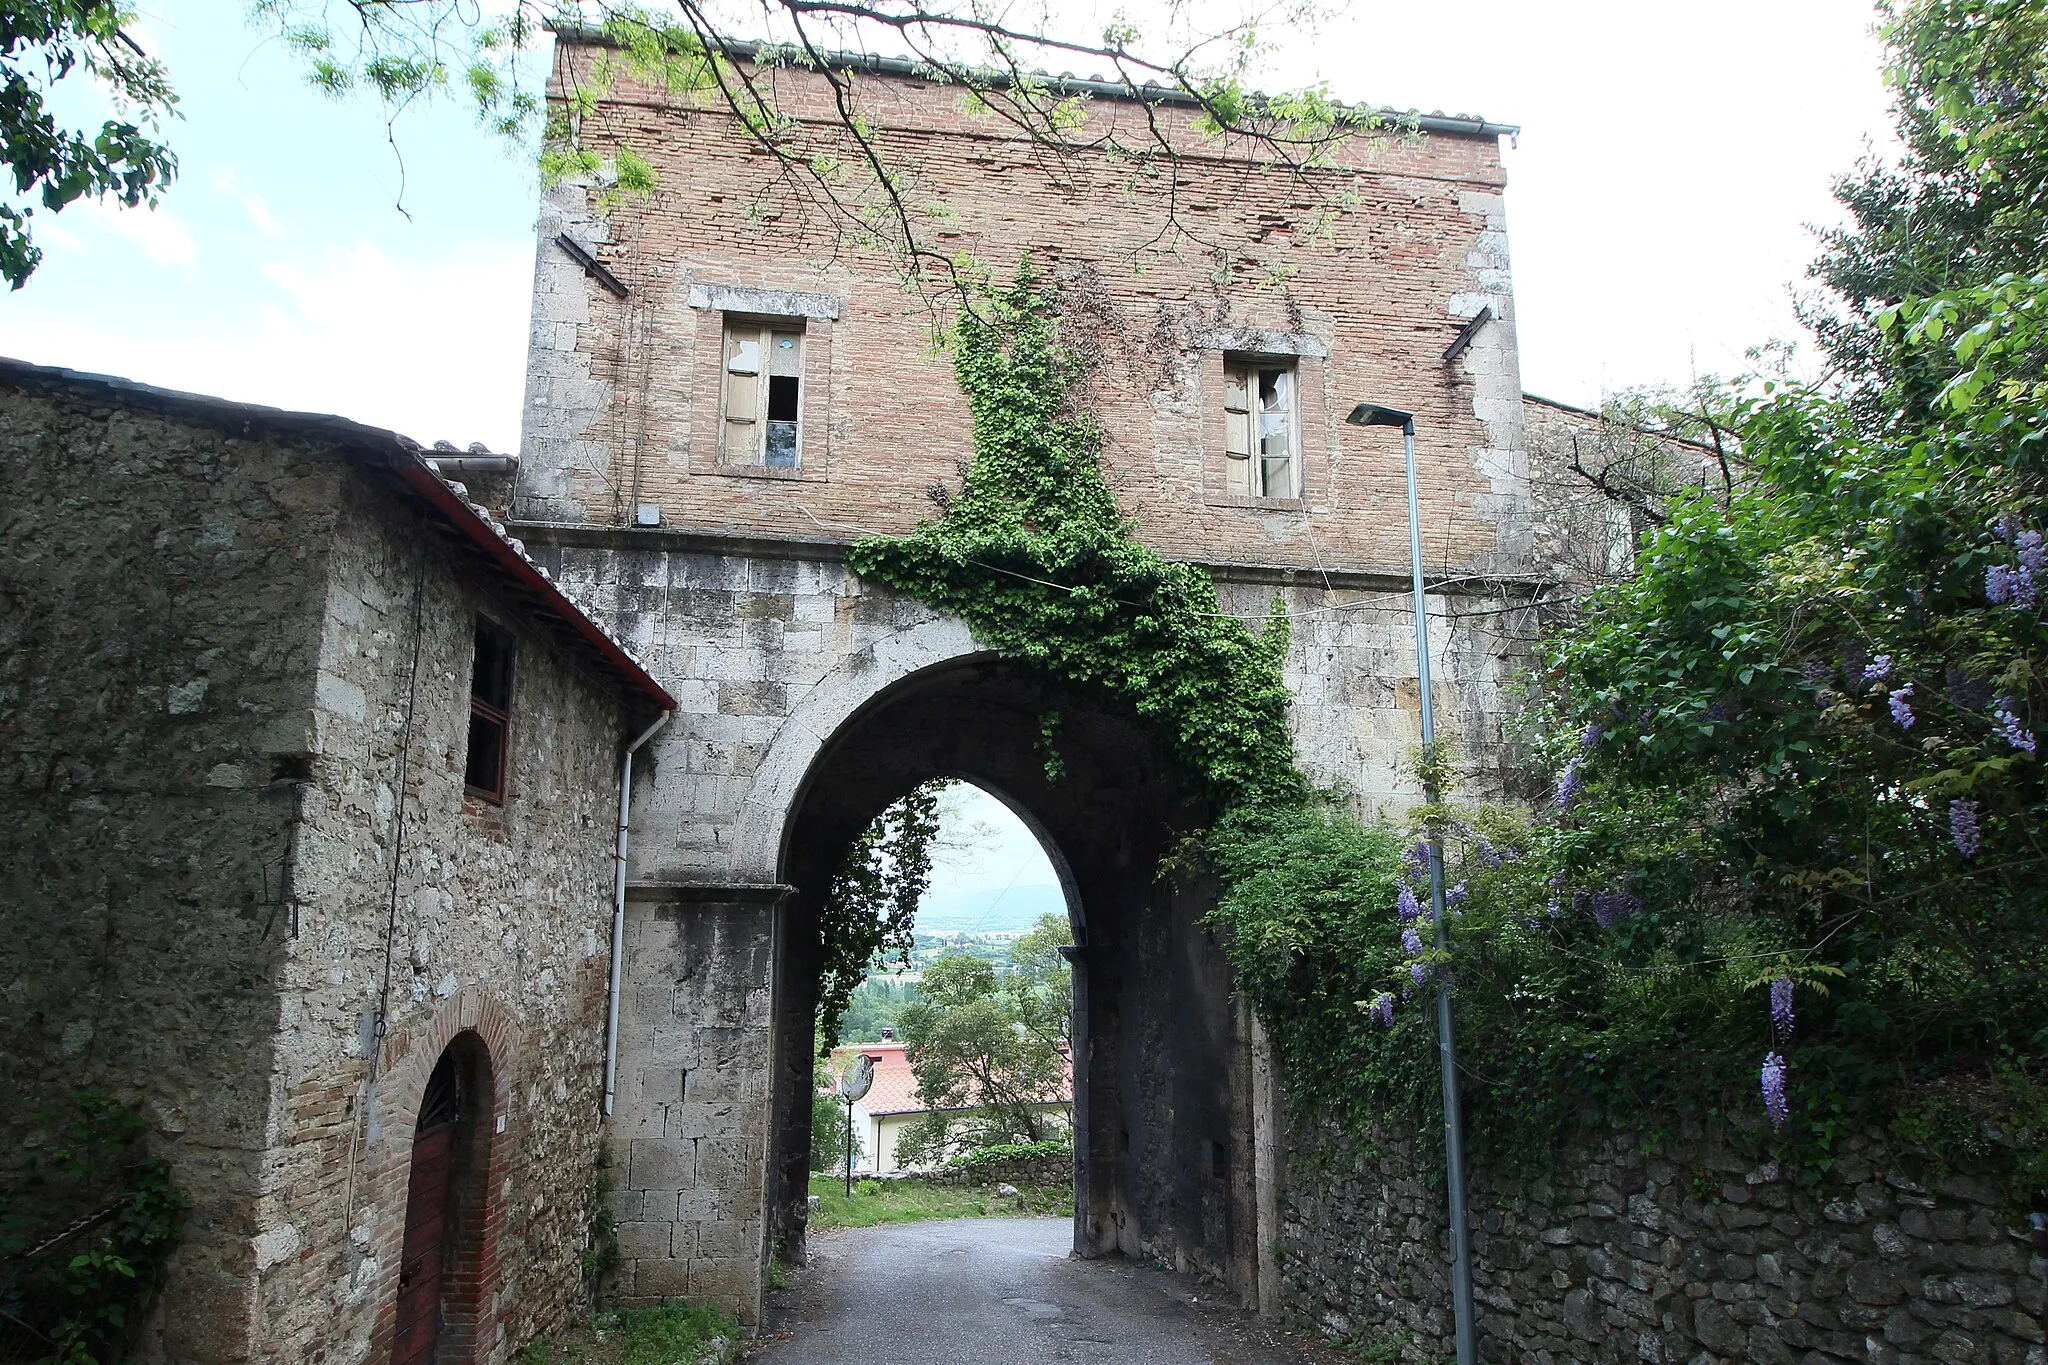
left=1403, top=419, right=1477, bottom=1365
left=845, top=1097, right=855, bottom=1196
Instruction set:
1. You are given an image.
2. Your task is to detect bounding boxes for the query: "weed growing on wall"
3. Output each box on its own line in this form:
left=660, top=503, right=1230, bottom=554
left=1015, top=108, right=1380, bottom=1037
left=0, top=1094, right=185, bottom=1365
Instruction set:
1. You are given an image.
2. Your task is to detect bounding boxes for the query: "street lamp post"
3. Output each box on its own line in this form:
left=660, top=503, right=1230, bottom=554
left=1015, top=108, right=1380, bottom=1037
left=1345, top=401, right=1477, bottom=1365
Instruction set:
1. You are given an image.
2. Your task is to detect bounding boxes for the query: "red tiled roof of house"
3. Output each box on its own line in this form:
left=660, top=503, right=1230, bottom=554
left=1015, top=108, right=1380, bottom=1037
left=829, top=1042, right=1073, bottom=1118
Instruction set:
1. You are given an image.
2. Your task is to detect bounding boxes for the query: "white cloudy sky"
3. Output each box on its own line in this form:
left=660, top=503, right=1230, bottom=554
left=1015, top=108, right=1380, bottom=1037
left=0, top=2, right=1892, bottom=451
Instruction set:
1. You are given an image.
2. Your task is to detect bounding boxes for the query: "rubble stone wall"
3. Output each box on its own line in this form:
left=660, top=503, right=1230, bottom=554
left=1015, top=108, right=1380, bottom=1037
left=0, top=370, right=640, bottom=1365
left=0, top=376, right=342, bottom=1363
left=252, top=468, right=634, bottom=1364
left=1278, top=1118, right=2045, bottom=1365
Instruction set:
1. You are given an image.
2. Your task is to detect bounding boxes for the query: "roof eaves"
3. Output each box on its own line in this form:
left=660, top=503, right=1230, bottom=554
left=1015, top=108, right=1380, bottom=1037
left=0, top=357, right=676, bottom=712
left=548, top=25, right=1519, bottom=140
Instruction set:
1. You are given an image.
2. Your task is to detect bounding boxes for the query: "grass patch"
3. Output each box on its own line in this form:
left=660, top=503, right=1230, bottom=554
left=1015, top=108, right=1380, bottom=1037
left=807, top=1175, right=1072, bottom=1231
left=519, top=1303, right=740, bottom=1365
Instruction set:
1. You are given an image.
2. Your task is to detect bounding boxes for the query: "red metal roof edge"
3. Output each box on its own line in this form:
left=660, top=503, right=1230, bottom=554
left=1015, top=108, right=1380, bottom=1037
left=391, top=458, right=676, bottom=710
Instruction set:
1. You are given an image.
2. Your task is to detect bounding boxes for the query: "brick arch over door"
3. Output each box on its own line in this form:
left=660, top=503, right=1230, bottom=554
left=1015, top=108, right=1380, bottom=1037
left=764, top=655, right=1268, bottom=1302
left=363, top=988, right=520, bottom=1364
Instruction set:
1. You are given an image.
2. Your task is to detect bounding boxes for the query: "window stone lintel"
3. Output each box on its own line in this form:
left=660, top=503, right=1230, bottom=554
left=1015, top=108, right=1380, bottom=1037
left=1198, top=328, right=1329, bottom=359
left=688, top=283, right=844, bottom=321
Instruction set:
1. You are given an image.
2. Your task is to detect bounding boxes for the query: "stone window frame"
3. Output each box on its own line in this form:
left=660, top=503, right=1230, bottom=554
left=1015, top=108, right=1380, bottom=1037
left=1198, top=328, right=1330, bottom=511
left=687, top=284, right=840, bottom=484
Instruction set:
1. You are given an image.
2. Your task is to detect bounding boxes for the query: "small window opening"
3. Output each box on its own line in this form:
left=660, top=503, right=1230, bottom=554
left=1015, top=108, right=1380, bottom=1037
left=1223, top=359, right=1298, bottom=499
left=465, top=618, right=514, bottom=803
left=1209, top=1140, right=1228, bottom=1180
left=722, top=319, right=804, bottom=469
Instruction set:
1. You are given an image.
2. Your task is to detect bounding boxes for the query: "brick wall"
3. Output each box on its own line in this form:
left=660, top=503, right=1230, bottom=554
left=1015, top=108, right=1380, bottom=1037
left=519, top=38, right=1529, bottom=587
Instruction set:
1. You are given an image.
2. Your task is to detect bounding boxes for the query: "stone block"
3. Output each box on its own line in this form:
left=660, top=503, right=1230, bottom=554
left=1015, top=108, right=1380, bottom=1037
left=629, top=1138, right=693, bottom=1191
left=616, top=1222, right=673, bottom=1259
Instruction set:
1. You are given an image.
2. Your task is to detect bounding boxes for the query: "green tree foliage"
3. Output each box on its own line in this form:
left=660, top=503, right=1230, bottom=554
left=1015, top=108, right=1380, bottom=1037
left=0, top=0, right=177, bottom=287
left=834, top=976, right=918, bottom=1046
left=1806, top=0, right=2048, bottom=401
left=1216, top=0, right=2048, bottom=1192
left=894, top=915, right=1073, bottom=1164
left=0, top=1093, right=186, bottom=1364
left=809, top=1054, right=854, bottom=1174
left=814, top=781, right=942, bottom=1049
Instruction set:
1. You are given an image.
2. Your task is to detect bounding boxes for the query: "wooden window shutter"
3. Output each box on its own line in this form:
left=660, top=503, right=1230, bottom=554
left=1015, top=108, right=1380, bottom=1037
left=722, top=322, right=763, bottom=464
left=1223, top=364, right=1254, bottom=497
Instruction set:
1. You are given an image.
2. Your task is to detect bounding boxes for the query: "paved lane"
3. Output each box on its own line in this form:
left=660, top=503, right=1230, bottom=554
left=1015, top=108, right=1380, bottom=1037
left=753, top=1218, right=1345, bottom=1365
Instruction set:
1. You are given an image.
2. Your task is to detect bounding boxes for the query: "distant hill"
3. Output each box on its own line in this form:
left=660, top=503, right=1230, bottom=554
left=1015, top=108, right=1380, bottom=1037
left=915, top=883, right=1065, bottom=933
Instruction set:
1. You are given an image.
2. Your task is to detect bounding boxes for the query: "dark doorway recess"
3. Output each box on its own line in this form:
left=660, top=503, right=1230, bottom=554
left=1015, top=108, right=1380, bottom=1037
left=393, top=1033, right=495, bottom=1365
left=768, top=656, right=1259, bottom=1298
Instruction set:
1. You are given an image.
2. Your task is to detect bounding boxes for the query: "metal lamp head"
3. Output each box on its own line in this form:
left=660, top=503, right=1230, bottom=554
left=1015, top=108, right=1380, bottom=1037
left=1346, top=401, right=1415, bottom=431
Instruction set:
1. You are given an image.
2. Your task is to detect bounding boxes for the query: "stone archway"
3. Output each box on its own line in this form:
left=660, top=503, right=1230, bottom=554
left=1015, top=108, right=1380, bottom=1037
left=766, top=655, right=1264, bottom=1299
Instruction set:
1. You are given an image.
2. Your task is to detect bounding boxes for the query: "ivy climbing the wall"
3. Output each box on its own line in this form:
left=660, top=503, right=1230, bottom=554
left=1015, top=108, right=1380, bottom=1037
left=848, top=265, right=1305, bottom=814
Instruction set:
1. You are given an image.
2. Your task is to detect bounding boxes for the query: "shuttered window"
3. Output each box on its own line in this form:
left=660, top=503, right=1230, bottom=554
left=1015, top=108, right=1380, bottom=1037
left=464, top=618, right=515, bottom=804
left=1223, top=360, right=1298, bottom=499
left=721, top=319, right=804, bottom=468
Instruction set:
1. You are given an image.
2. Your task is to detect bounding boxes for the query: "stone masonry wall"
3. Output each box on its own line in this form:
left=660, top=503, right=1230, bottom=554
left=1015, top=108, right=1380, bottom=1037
left=249, top=468, right=634, bottom=1364
left=1280, top=1118, right=2045, bottom=1364
left=608, top=886, right=779, bottom=1327
left=0, top=377, right=342, bottom=1364
left=531, top=532, right=1539, bottom=889
left=0, top=368, right=642, bottom=1365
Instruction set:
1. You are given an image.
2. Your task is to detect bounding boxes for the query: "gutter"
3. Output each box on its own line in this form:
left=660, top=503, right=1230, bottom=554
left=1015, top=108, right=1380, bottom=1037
left=604, top=709, right=672, bottom=1117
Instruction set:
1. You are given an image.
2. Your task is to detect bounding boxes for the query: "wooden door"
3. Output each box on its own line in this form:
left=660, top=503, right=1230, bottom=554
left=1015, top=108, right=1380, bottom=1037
left=393, top=1120, right=455, bottom=1365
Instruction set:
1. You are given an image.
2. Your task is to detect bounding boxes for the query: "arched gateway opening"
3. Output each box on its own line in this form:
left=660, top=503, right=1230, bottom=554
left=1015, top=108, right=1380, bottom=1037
left=768, top=655, right=1268, bottom=1298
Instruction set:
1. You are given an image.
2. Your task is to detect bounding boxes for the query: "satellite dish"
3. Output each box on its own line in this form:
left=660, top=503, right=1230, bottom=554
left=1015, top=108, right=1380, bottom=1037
left=838, top=1054, right=875, bottom=1103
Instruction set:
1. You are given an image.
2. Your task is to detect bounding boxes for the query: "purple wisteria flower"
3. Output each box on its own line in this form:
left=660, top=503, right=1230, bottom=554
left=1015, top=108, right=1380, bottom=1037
left=1409, top=961, right=1430, bottom=986
left=1992, top=700, right=2037, bottom=755
left=1889, top=684, right=1916, bottom=730
left=2020, top=529, right=2045, bottom=576
left=1761, top=1052, right=1789, bottom=1128
left=1401, top=926, right=1426, bottom=956
left=1396, top=883, right=1421, bottom=924
left=1862, top=654, right=1893, bottom=683
left=1951, top=799, right=1981, bottom=860
left=1987, top=564, right=2017, bottom=606
left=1445, top=881, right=1469, bottom=908
left=1368, top=993, right=1395, bottom=1027
left=1706, top=695, right=1742, bottom=724
left=1405, top=840, right=1431, bottom=881
left=1947, top=667, right=1992, bottom=712
left=1546, top=897, right=1563, bottom=919
left=1770, top=978, right=1794, bottom=1037
left=1590, top=889, right=1642, bottom=930
left=1554, top=758, right=1585, bottom=810
left=1581, top=721, right=1605, bottom=752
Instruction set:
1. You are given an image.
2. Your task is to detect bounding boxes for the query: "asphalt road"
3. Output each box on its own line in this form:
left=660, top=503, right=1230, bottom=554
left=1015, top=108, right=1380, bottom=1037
left=752, top=1218, right=1348, bottom=1364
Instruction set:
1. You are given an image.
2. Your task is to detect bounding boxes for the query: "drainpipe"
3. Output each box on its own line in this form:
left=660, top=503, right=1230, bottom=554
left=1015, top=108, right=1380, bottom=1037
left=604, top=709, right=671, bottom=1117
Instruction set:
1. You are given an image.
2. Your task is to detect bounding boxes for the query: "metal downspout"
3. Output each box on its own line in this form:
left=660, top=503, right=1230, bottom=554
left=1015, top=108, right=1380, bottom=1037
left=604, top=709, right=671, bottom=1117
